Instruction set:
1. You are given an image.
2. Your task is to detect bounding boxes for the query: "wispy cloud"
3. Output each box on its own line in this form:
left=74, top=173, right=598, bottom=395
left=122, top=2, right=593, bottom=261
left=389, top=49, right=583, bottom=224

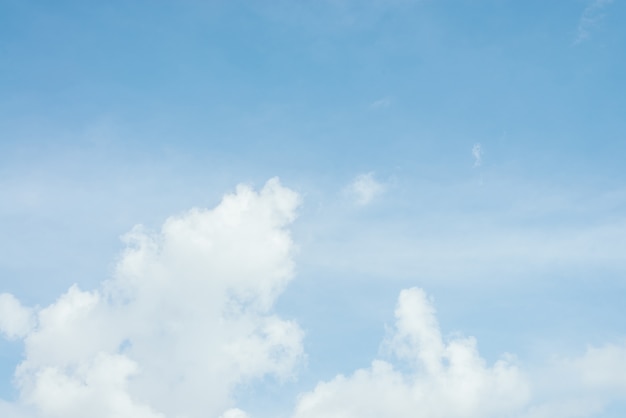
left=369, top=97, right=392, bottom=109
left=302, top=181, right=626, bottom=284
left=575, top=0, right=614, bottom=44
left=472, top=143, right=483, bottom=167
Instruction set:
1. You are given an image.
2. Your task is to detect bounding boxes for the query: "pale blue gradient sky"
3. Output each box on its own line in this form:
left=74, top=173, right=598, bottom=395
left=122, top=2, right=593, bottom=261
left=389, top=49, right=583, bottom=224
left=1, top=1, right=626, bottom=416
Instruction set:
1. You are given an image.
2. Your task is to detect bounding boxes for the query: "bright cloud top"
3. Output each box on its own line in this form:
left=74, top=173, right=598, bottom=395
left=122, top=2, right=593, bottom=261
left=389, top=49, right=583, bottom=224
left=0, top=178, right=303, bottom=418
left=346, top=172, right=385, bottom=206
left=293, top=287, right=530, bottom=418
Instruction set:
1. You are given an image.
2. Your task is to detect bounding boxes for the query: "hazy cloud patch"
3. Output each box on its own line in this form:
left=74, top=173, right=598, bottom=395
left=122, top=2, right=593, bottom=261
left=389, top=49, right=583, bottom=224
left=0, top=294, right=35, bottom=340
left=346, top=172, right=385, bottom=206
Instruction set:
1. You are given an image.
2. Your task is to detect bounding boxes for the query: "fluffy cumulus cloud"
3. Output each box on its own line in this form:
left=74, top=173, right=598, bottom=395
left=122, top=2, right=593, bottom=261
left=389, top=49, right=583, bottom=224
left=293, top=288, right=530, bottom=418
left=292, top=288, right=626, bottom=418
left=0, top=178, right=304, bottom=418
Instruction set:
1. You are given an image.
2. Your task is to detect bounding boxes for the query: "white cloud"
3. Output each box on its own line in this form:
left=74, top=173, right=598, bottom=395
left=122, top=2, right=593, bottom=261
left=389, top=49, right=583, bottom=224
left=292, top=287, right=626, bottom=418
left=472, top=143, right=482, bottom=167
left=0, top=178, right=304, bottom=418
left=346, top=172, right=385, bottom=205
left=575, top=0, right=614, bottom=44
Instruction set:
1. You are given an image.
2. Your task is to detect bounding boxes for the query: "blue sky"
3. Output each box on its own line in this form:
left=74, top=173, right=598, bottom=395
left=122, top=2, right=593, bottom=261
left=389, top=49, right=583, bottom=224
left=1, top=1, right=626, bottom=417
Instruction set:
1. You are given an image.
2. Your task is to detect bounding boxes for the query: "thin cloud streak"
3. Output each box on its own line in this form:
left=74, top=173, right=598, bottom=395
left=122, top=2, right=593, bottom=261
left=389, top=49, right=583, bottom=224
left=575, top=0, right=614, bottom=44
